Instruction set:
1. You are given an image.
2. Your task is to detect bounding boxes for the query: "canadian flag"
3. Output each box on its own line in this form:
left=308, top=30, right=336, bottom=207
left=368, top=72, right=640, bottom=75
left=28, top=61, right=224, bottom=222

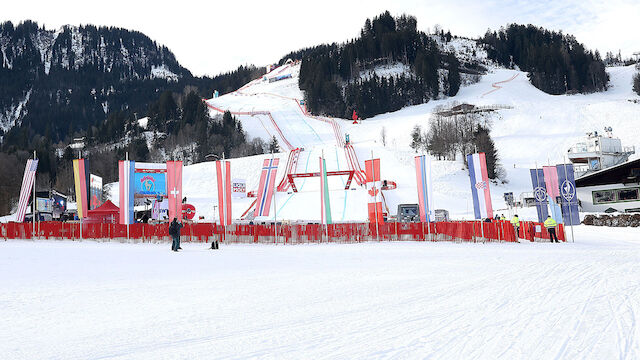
left=365, top=158, right=383, bottom=224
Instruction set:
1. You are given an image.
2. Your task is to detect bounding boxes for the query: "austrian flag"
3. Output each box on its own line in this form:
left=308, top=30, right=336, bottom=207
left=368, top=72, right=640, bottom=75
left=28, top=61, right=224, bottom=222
left=216, top=160, right=232, bottom=226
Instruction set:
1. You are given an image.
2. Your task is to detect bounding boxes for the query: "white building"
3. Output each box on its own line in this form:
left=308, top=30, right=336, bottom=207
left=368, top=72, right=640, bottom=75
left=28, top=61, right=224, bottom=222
left=575, top=158, right=640, bottom=213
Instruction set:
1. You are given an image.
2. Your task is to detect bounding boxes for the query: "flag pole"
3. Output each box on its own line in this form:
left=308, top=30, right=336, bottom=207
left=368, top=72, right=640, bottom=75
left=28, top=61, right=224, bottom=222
left=223, top=152, right=228, bottom=246
left=33, top=150, right=36, bottom=240
left=371, top=150, right=379, bottom=241
left=272, top=151, right=277, bottom=244
left=126, top=152, right=129, bottom=241
left=426, top=154, right=431, bottom=241
left=321, top=150, right=324, bottom=243
left=563, top=156, right=575, bottom=243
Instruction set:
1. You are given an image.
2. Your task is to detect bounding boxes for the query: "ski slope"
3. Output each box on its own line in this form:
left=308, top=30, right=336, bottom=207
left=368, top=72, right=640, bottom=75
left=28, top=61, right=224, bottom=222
left=2, top=225, right=639, bottom=359
left=169, top=62, right=640, bottom=223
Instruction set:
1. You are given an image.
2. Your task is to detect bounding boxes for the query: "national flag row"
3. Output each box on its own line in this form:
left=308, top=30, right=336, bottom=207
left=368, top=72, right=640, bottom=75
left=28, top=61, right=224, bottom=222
left=16, top=151, right=577, bottom=227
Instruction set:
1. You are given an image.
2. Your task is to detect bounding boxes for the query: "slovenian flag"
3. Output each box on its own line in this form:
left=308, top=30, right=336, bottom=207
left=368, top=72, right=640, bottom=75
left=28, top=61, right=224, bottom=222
left=319, top=157, right=332, bottom=224
left=414, top=155, right=433, bottom=222
left=543, top=166, right=564, bottom=224
left=467, top=153, right=493, bottom=219
left=216, top=160, right=232, bottom=226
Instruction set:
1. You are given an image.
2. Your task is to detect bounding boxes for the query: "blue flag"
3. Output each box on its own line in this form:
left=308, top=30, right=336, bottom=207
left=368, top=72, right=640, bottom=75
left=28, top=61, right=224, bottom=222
left=530, top=168, right=548, bottom=222
left=556, top=163, right=580, bottom=225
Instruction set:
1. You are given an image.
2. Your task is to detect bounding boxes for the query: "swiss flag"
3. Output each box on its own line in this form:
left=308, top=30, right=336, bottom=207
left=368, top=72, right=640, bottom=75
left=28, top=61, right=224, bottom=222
left=166, top=161, right=183, bottom=222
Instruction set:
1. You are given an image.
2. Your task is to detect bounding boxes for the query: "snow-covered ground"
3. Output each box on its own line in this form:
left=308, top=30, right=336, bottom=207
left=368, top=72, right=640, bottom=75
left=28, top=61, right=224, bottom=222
left=2, top=226, right=639, bottom=359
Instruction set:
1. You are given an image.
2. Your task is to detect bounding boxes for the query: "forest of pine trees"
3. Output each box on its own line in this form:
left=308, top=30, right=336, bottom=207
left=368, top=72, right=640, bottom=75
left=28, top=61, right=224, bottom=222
left=295, top=11, right=458, bottom=119
left=482, top=24, right=609, bottom=94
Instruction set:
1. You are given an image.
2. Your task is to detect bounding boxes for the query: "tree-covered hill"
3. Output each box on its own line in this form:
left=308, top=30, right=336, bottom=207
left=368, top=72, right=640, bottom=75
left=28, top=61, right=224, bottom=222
left=482, top=24, right=608, bottom=94
left=0, top=20, right=264, bottom=149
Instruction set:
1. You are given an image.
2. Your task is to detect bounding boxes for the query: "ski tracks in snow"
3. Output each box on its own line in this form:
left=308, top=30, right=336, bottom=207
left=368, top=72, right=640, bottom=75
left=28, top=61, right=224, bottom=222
left=481, top=73, right=519, bottom=98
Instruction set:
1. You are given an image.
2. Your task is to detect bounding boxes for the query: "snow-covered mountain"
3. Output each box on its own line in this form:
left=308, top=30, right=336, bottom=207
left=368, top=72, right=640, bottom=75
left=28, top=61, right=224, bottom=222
left=0, top=20, right=191, bottom=135
left=104, top=60, right=639, bottom=223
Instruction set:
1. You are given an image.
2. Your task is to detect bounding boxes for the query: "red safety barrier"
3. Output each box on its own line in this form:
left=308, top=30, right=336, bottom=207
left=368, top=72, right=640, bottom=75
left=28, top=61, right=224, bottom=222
left=0, top=221, right=563, bottom=244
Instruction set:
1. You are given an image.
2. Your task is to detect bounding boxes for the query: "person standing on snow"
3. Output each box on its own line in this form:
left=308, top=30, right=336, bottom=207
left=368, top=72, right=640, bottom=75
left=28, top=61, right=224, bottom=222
left=544, top=215, right=559, bottom=243
left=169, top=218, right=183, bottom=251
left=510, top=214, right=521, bottom=242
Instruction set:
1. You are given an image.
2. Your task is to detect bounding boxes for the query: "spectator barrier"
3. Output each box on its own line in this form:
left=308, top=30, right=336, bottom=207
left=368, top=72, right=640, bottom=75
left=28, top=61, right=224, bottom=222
left=0, top=220, right=564, bottom=244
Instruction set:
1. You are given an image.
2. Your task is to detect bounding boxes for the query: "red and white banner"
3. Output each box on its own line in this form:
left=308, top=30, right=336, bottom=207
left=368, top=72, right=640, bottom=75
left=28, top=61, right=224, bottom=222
left=166, top=161, right=183, bottom=222
left=254, top=158, right=280, bottom=217
left=16, top=159, right=39, bottom=222
left=216, top=160, right=232, bottom=226
left=365, top=158, right=384, bottom=224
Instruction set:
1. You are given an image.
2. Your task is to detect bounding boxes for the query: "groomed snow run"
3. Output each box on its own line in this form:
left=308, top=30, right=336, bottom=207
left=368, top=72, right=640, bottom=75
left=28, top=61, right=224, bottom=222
left=2, top=226, right=639, bottom=359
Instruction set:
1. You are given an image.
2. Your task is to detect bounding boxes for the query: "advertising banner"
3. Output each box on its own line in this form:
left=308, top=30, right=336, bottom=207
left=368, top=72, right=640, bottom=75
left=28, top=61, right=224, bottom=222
left=90, top=174, right=103, bottom=210
left=232, top=178, right=247, bottom=198
left=134, top=172, right=167, bottom=197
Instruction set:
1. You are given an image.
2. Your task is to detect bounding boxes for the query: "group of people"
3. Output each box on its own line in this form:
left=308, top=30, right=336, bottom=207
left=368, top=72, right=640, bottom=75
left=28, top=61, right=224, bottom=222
left=508, top=214, right=560, bottom=243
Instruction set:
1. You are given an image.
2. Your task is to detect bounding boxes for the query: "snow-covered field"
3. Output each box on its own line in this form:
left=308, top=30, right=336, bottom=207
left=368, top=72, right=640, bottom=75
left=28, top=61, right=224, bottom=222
left=2, top=226, right=639, bottom=359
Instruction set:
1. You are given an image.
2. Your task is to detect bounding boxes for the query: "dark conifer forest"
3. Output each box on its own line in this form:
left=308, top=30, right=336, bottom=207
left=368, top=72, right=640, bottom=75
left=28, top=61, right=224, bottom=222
left=293, top=12, right=455, bottom=119
left=482, top=24, right=609, bottom=94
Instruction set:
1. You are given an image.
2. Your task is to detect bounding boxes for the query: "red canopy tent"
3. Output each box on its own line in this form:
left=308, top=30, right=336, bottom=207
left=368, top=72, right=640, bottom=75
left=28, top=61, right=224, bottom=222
left=84, top=200, right=119, bottom=224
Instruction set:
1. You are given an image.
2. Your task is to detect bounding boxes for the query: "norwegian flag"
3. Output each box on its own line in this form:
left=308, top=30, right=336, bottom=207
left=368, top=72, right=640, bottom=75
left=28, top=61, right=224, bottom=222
left=216, top=160, right=232, bottom=226
left=365, top=158, right=384, bottom=224
left=254, top=158, right=280, bottom=217
left=467, top=153, right=493, bottom=219
left=16, top=159, right=39, bottom=222
left=166, top=161, right=183, bottom=222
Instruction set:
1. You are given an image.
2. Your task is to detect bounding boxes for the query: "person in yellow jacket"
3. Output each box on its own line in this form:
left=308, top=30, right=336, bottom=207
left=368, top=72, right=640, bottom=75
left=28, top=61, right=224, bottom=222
left=510, top=214, right=520, bottom=242
left=544, top=215, right=559, bottom=243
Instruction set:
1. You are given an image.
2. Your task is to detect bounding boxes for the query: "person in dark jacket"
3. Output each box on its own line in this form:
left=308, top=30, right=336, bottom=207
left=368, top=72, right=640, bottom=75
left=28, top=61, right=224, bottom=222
left=169, top=218, right=183, bottom=251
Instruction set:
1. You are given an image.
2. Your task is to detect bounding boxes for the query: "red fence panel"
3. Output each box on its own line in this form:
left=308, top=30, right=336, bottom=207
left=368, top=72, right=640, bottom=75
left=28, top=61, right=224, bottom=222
left=0, top=220, right=565, bottom=244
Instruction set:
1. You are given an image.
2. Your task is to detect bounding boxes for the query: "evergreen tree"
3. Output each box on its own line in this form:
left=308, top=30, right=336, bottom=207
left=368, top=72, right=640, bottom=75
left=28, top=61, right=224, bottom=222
left=268, top=136, right=280, bottom=153
left=410, top=125, right=423, bottom=153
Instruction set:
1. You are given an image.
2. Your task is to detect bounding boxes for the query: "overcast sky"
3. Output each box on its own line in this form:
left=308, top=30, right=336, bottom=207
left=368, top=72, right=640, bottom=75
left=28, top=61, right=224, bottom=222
left=4, top=0, right=639, bottom=77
